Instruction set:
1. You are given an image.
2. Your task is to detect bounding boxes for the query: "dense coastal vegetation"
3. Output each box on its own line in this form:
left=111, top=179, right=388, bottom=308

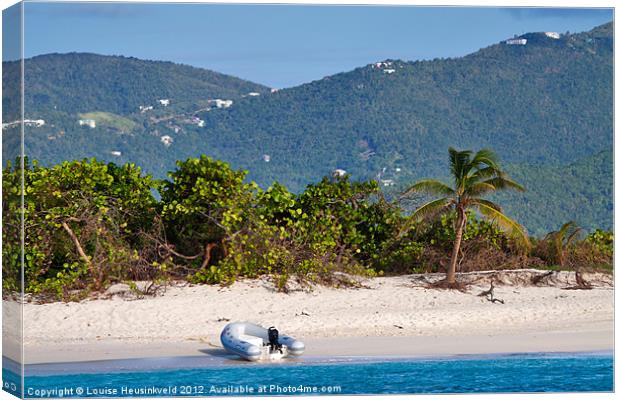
left=2, top=152, right=612, bottom=301
left=2, top=22, right=612, bottom=235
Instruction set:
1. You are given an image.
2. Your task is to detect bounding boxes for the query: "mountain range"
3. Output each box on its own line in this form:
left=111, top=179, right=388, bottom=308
left=2, top=22, right=613, bottom=235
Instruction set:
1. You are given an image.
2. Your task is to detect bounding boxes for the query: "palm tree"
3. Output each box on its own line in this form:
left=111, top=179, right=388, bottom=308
left=543, top=221, right=583, bottom=268
left=402, top=147, right=530, bottom=285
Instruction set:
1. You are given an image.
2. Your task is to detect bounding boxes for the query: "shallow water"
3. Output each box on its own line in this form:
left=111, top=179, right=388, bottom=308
left=3, top=352, right=613, bottom=397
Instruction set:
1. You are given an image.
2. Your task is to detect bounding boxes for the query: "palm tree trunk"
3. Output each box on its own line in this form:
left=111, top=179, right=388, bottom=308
left=447, top=210, right=466, bottom=284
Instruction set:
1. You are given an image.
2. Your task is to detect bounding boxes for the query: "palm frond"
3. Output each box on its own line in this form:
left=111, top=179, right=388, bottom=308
left=481, top=176, right=526, bottom=192
left=474, top=200, right=530, bottom=250
left=449, top=147, right=473, bottom=183
left=464, top=182, right=497, bottom=197
left=466, top=166, right=500, bottom=184
left=558, top=221, right=576, bottom=233
left=411, top=197, right=453, bottom=222
left=470, top=148, right=500, bottom=170
left=543, top=230, right=558, bottom=241
left=543, top=221, right=583, bottom=266
left=470, top=198, right=503, bottom=212
left=565, top=227, right=583, bottom=245
left=402, top=179, right=455, bottom=198
left=558, top=221, right=583, bottom=245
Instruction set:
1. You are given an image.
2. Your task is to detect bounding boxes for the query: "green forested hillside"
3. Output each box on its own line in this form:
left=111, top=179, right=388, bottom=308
left=189, top=23, right=611, bottom=191
left=2, top=52, right=269, bottom=120
left=2, top=23, right=613, bottom=235
left=497, top=151, right=613, bottom=236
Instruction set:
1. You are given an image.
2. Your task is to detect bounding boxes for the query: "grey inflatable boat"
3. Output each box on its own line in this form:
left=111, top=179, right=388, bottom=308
left=220, top=322, right=305, bottom=361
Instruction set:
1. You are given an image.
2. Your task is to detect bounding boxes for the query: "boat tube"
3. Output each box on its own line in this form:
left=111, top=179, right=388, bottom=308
left=220, top=322, right=305, bottom=361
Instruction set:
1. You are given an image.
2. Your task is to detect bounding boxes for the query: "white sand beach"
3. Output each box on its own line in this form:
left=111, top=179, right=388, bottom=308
left=4, top=269, right=614, bottom=364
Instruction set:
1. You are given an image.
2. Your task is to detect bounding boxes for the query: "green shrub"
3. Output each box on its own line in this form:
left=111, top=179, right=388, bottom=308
left=586, top=229, right=613, bottom=256
left=160, top=155, right=256, bottom=275
left=2, top=157, right=159, bottom=300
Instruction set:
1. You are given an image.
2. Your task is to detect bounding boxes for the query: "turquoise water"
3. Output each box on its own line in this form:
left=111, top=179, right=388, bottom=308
left=3, top=352, right=613, bottom=397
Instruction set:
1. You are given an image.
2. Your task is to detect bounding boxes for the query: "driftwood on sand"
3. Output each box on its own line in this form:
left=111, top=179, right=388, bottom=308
left=477, top=281, right=505, bottom=304
left=409, top=269, right=612, bottom=291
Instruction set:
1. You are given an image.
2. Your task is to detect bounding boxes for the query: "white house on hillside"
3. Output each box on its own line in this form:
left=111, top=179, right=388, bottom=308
left=161, top=135, right=174, bottom=147
left=332, top=169, right=347, bottom=178
left=79, top=119, right=96, bottom=128
left=212, top=99, right=233, bottom=108
left=4, top=119, right=46, bottom=129
left=506, top=38, right=527, bottom=45
left=373, top=61, right=393, bottom=69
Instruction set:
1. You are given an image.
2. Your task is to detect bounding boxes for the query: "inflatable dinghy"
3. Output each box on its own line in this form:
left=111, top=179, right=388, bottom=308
left=220, top=322, right=305, bottom=361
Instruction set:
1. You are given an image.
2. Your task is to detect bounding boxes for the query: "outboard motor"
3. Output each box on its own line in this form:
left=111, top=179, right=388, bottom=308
left=268, top=326, right=283, bottom=353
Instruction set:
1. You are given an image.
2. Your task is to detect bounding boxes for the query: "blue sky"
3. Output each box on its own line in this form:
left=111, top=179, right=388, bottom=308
left=10, top=3, right=615, bottom=88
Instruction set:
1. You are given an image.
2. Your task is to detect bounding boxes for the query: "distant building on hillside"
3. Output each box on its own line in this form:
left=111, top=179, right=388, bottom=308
left=332, top=169, right=347, bottom=178
left=192, top=117, right=205, bottom=127
left=247, top=92, right=261, bottom=97
left=381, top=179, right=395, bottom=187
left=262, top=154, right=271, bottom=162
left=383, top=69, right=396, bottom=74
left=505, top=38, right=527, bottom=45
left=139, top=105, right=153, bottom=112
left=359, top=149, right=376, bottom=161
left=3, top=119, right=46, bottom=129
left=161, top=135, right=173, bottom=147
left=211, top=99, right=234, bottom=109
left=373, top=61, right=393, bottom=69
left=544, top=32, right=561, bottom=39
left=158, top=99, right=170, bottom=106
left=78, top=119, right=96, bottom=128
left=110, top=151, right=122, bottom=157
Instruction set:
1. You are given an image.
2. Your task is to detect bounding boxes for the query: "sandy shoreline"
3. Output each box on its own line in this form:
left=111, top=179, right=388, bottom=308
left=3, top=269, right=614, bottom=365
left=19, top=327, right=613, bottom=366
